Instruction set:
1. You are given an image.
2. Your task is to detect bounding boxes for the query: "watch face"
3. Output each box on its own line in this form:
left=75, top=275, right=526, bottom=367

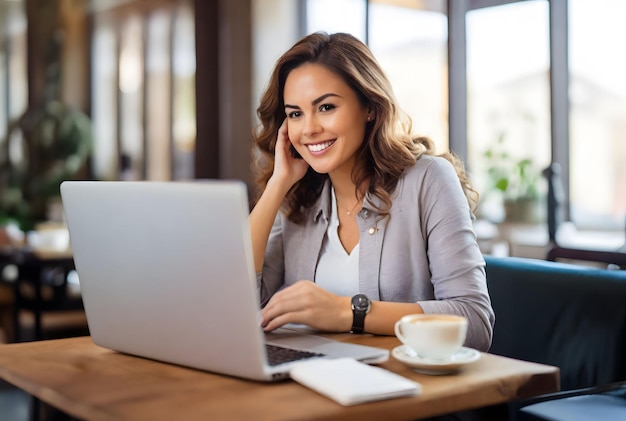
left=352, top=294, right=370, bottom=312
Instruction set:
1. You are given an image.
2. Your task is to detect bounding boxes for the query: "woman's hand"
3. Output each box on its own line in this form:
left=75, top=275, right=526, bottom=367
left=260, top=281, right=352, bottom=332
left=270, top=119, right=309, bottom=190
left=249, top=120, right=309, bottom=273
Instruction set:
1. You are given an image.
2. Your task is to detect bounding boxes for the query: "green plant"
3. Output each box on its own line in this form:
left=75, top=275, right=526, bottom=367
left=483, top=133, right=540, bottom=202
left=0, top=31, right=92, bottom=232
left=0, top=101, right=92, bottom=231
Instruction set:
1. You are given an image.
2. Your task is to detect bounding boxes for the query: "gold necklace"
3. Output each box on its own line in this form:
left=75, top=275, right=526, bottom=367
left=337, top=197, right=363, bottom=216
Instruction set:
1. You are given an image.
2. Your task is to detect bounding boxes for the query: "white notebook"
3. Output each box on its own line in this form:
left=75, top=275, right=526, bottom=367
left=290, top=358, right=421, bottom=406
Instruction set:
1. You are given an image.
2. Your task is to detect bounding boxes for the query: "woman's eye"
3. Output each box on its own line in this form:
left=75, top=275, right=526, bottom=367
left=287, top=111, right=301, bottom=118
left=319, top=104, right=335, bottom=112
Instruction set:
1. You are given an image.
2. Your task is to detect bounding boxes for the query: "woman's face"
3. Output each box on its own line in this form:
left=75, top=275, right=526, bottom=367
left=283, top=63, right=370, bottom=178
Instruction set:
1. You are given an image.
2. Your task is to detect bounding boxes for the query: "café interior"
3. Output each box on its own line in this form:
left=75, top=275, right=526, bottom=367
left=0, top=0, right=625, bottom=420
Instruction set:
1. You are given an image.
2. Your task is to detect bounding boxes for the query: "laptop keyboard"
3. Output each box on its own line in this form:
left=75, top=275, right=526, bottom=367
left=265, top=344, right=325, bottom=366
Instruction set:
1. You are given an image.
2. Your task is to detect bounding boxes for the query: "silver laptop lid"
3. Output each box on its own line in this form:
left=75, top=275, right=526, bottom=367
left=61, top=180, right=274, bottom=380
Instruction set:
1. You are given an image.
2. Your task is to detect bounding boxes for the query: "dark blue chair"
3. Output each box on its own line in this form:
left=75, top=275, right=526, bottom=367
left=484, top=255, right=626, bottom=420
left=515, top=380, right=626, bottom=421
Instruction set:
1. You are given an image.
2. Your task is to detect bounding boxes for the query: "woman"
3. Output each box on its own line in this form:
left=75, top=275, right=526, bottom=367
left=250, top=32, right=494, bottom=351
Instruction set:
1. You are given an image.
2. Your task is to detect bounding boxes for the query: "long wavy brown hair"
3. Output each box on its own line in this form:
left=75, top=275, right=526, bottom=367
left=253, top=32, right=478, bottom=223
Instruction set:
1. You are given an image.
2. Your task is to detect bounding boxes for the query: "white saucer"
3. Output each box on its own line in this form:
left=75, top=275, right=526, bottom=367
left=392, top=345, right=481, bottom=375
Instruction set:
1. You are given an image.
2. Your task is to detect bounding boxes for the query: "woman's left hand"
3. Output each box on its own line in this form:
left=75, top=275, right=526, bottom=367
left=260, top=281, right=352, bottom=332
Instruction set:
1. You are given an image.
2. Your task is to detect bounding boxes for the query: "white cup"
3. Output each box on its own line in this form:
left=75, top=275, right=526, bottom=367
left=394, top=314, right=468, bottom=361
left=27, top=228, right=70, bottom=252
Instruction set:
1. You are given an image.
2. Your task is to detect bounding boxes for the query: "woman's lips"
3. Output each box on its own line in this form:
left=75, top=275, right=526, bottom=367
left=307, top=140, right=335, bottom=153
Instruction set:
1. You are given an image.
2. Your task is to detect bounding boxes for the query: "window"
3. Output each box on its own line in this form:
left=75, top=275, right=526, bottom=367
left=118, top=15, right=145, bottom=179
left=304, top=0, right=550, bottom=223
left=262, top=0, right=625, bottom=238
left=171, top=3, right=196, bottom=180
left=91, top=20, right=118, bottom=179
left=0, top=1, right=28, bottom=192
left=368, top=2, right=448, bottom=152
left=145, top=10, right=173, bottom=180
left=90, top=0, right=196, bottom=181
left=466, top=1, right=551, bottom=223
left=0, top=49, right=5, bottom=138
left=306, top=0, right=367, bottom=42
left=569, top=0, right=626, bottom=230
left=306, top=0, right=448, bottom=152
left=0, top=1, right=28, bottom=142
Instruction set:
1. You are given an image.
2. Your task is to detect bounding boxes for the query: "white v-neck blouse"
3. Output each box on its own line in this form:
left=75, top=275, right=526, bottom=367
left=314, top=188, right=360, bottom=297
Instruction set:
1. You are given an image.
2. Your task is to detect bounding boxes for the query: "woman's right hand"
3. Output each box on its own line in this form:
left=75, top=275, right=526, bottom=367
left=270, top=119, right=309, bottom=190
left=250, top=119, right=309, bottom=272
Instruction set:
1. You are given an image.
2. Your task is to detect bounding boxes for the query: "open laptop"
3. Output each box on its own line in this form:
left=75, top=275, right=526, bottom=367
left=60, top=180, right=388, bottom=382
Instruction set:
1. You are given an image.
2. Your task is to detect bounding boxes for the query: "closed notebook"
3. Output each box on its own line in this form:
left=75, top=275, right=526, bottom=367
left=290, top=357, right=421, bottom=406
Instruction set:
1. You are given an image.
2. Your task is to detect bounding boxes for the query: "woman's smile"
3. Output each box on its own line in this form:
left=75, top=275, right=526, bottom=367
left=307, top=139, right=336, bottom=154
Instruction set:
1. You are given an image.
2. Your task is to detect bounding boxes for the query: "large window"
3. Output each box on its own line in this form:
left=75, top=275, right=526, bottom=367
left=0, top=0, right=28, bottom=219
left=306, top=0, right=367, bottom=42
left=118, top=15, right=145, bottom=179
left=466, top=1, right=551, bottom=223
left=91, top=0, right=196, bottom=181
left=369, top=2, right=448, bottom=152
left=569, top=0, right=626, bottom=230
left=170, top=4, right=196, bottom=180
left=91, top=20, right=118, bottom=179
left=257, top=0, right=625, bottom=240
left=0, top=1, right=28, bottom=147
left=145, top=10, right=172, bottom=180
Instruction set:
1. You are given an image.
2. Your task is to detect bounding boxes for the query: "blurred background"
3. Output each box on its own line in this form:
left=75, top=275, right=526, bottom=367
left=1, top=0, right=625, bottom=241
left=0, top=0, right=624, bottom=278
left=0, top=1, right=625, bottom=419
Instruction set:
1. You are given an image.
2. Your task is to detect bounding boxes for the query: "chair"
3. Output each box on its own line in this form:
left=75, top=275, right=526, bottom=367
left=0, top=248, right=87, bottom=342
left=485, top=255, right=626, bottom=420
left=543, top=163, right=626, bottom=268
left=546, top=245, right=626, bottom=268
left=485, top=255, right=626, bottom=391
left=511, top=380, right=626, bottom=421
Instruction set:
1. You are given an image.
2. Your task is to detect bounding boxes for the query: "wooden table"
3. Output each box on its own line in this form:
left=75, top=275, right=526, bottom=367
left=0, top=335, right=559, bottom=421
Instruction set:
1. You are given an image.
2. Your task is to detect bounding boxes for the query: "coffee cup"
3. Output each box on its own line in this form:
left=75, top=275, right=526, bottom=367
left=394, top=314, right=468, bottom=361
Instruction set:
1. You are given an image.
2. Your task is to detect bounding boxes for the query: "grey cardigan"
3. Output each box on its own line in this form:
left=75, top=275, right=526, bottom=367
left=257, top=155, right=495, bottom=351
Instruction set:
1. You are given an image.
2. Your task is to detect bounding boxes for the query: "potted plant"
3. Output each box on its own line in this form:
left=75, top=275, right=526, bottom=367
left=482, top=133, right=543, bottom=223
left=0, top=100, right=92, bottom=233
left=0, top=31, right=92, bottom=234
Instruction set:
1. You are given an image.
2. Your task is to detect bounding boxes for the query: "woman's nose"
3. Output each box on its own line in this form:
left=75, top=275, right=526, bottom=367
left=302, top=115, right=322, bottom=137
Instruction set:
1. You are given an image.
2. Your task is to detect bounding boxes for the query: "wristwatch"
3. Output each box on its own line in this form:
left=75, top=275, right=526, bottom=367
left=351, top=294, right=371, bottom=334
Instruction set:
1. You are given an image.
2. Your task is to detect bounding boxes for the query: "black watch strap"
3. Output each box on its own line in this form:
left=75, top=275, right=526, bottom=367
left=351, top=311, right=366, bottom=334
left=351, top=294, right=371, bottom=334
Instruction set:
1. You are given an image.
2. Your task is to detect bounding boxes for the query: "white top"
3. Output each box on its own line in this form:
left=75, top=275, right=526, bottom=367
left=314, top=188, right=360, bottom=297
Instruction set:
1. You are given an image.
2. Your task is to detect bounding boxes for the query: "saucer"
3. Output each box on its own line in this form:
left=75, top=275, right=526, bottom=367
left=392, top=345, right=481, bottom=375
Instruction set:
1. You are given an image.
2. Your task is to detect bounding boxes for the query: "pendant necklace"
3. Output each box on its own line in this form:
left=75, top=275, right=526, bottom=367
left=337, top=197, right=363, bottom=216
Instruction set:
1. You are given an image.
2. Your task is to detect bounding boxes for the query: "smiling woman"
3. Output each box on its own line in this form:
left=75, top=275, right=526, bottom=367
left=249, top=32, right=494, bottom=353
left=284, top=63, right=370, bottom=177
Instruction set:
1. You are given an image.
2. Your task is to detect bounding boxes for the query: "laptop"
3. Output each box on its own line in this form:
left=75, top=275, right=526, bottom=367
left=60, top=180, right=388, bottom=381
